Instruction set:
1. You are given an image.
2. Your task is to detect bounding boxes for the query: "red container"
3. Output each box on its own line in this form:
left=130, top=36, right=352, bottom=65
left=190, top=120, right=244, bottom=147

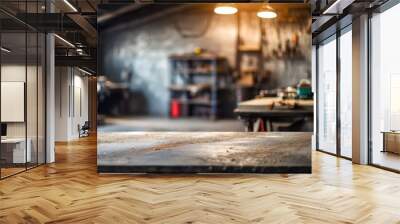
left=171, top=100, right=181, bottom=118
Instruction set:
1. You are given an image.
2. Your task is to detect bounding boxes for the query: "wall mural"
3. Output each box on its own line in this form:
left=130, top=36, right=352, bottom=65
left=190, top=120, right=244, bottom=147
left=97, top=3, right=312, bottom=174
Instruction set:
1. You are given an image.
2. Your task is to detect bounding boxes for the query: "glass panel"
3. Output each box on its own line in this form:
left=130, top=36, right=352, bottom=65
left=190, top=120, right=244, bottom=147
left=1, top=31, right=28, bottom=177
left=27, top=30, right=38, bottom=169
left=312, top=45, right=317, bottom=150
left=317, top=37, right=337, bottom=154
left=339, top=29, right=352, bottom=158
left=38, top=32, right=45, bottom=165
left=371, top=4, right=400, bottom=171
left=26, top=0, right=39, bottom=169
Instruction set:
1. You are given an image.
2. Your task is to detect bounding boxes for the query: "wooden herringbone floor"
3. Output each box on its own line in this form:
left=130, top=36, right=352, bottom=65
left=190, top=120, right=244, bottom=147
left=1, top=135, right=400, bottom=224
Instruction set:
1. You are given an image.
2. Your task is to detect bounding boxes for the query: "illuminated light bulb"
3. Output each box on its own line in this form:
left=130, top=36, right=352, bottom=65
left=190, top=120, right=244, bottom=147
left=214, top=5, right=238, bottom=15
left=257, top=5, right=277, bottom=19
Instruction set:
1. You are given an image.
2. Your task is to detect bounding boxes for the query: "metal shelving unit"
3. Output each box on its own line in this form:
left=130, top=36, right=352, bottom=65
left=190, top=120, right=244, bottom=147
left=169, top=54, right=233, bottom=119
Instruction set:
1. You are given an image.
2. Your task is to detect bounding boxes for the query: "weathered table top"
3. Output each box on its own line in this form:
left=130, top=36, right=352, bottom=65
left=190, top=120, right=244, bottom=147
left=98, top=132, right=311, bottom=173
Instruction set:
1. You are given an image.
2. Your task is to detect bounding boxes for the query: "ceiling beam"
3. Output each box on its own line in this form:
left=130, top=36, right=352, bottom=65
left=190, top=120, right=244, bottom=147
left=98, top=3, right=145, bottom=24
left=322, top=0, right=355, bottom=15
left=51, top=0, right=97, bottom=47
left=67, top=13, right=97, bottom=46
left=55, top=55, right=96, bottom=71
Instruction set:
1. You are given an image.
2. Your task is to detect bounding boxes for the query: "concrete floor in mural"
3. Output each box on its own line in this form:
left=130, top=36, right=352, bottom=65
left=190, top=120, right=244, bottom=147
left=97, top=132, right=311, bottom=169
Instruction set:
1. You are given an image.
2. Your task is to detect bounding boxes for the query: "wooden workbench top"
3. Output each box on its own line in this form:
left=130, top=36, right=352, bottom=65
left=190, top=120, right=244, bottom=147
left=236, top=97, right=314, bottom=114
left=239, top=97, right=313, bottom=107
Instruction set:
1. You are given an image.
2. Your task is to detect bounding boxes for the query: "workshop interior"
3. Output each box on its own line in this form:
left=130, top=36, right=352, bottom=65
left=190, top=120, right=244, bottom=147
left=97, top=3, right=313, bottom=173
left=98, top=3, right=313, bottom=133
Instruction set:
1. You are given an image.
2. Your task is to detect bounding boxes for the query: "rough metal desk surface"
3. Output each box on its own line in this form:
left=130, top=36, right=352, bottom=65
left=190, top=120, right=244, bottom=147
left=98, top=132, right=311, bottom=173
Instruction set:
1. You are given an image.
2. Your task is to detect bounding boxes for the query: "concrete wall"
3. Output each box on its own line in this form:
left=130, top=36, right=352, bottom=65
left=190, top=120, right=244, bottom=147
left=100, top=6, right=311, bottom=116
left=261, top=19, right=311, bottom=88
left=101, top=9, right=237, bottom=116
left=239, top=10, right=311, bottom=89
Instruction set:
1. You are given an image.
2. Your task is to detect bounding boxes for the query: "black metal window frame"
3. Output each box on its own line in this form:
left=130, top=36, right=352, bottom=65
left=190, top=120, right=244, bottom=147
left=315, top=0, right=400, bottom=173
left=315, top=21, right=353, bottom=161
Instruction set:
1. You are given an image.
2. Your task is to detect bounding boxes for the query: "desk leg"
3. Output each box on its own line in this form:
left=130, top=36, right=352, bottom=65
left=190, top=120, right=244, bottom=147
left=266, top=120, right=273, bottom=132
left=382, top=133, right=386, bottom=152
left=244, top=119, right=254, bottom=132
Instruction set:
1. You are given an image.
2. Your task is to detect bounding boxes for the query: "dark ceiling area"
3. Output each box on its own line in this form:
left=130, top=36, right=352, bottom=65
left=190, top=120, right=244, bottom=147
left=0, top=0, right=391, bottom=73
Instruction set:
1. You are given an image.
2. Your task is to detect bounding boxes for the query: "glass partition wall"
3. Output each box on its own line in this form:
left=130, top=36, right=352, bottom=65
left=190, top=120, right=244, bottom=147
left=316, top=0, right=400, bottom=171
left=339, top=27, right=352, bottom=159
left=316, top=26, right=352, bottom=159
left=370, top=3, right=400, bottom=171
left=0, top=2, right=46, bottom=179
left=317, top=35, right=337, bottom=155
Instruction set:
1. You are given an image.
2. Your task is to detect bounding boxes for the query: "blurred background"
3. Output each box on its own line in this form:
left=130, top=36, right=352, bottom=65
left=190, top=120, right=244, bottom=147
left=97, top=3, right=313, bottom=132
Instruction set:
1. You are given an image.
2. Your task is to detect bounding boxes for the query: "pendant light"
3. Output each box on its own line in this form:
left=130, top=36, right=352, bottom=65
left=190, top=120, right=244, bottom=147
left=257, top=4, right=277, bottom=19
left=214, top=4, right=238, bottom=15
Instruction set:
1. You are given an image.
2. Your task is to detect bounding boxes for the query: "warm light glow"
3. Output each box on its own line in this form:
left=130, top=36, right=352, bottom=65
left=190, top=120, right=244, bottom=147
left=257, top=11, right=277, bottom=19
left=257, top=5, right=277, bottom=19
left=214, top=6, right=238, bottom=15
